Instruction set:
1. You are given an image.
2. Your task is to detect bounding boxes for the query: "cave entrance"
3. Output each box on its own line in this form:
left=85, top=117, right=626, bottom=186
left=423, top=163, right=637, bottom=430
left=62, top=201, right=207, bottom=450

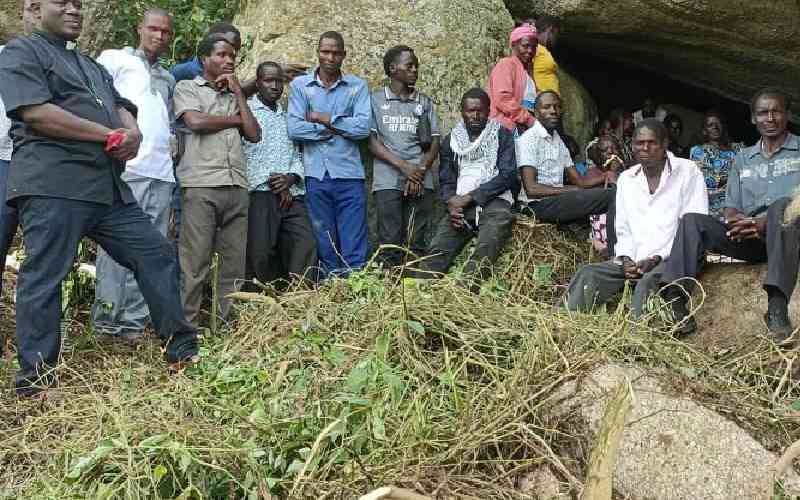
left=557, top=45, right=767, bottom=147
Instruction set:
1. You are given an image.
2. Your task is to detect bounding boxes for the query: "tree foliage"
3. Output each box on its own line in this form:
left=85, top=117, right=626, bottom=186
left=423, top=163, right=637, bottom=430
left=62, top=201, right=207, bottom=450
left=108, top=0, right=242, bottom=66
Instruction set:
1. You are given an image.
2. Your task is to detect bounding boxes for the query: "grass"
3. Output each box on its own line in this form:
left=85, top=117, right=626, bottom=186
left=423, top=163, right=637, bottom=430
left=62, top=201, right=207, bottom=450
left=1, top=219, right=800, bottom=499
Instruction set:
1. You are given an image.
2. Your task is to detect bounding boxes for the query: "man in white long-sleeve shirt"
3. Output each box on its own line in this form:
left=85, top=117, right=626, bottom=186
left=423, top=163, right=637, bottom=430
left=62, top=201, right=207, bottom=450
left=92, top=8, right=177, bottom=342
left=565, top=119, right=708, bottom=332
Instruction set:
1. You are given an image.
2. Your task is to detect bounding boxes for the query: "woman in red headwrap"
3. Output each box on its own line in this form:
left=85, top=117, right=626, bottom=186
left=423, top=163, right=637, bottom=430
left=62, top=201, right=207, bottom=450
left=486, top=25, right=538, bottom=134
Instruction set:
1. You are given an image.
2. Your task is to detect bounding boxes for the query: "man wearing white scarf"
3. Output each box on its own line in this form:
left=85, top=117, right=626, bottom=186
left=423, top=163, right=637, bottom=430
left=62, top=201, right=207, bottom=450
left=415, top=88, right=516, bottom=289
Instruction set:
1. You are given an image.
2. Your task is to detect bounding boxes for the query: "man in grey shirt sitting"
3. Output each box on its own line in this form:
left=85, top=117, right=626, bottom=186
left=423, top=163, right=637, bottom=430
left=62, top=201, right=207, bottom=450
left=369, top=45, right=440, bottom=268
left=661, top=88, right=800, bottom=342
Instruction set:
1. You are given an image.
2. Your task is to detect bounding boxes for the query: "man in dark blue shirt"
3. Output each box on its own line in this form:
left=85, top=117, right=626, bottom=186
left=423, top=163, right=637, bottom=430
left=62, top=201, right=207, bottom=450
left=0, top=0, right=198, bottom=397
left=171, top=22, right=241, bottom=82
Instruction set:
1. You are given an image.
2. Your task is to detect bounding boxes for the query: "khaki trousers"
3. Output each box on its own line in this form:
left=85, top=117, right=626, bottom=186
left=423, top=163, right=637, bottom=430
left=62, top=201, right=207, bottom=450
left=179, top=186, right=249, bottom=327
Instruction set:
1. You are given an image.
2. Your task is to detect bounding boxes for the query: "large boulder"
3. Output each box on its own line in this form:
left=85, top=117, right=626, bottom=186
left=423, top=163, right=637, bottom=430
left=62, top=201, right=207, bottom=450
left=0, top=0, right=111, bottom=54
left=234, top=0, right=512, bottom=129
left=692, top=262, right=800, bottom=354
left=558, top=66, right=596, bottom=151
left=0, top=0, right=21, bottom=43
left=552, top=363, right=800, bottom=500
left=75, top=0, right=114, bottom=56
left=508, top=0, right=800, bottom=116
left=234, top=0, right=596, bottom=136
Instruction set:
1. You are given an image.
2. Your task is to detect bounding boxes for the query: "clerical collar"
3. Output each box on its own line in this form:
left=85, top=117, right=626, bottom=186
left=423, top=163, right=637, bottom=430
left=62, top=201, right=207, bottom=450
left=32, top=30, right=69, bottom=48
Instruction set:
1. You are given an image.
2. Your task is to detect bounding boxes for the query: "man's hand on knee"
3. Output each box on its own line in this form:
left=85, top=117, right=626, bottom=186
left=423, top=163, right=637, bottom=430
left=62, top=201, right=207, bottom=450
left=727, top=215, right=766, bottom=241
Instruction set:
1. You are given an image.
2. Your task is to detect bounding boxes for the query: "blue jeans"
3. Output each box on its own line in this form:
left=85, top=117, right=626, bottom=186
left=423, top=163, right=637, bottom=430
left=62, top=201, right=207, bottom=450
left=305, top=174, right=368, bottom=277
left=0, top=159, right=19, bottom=296
left=92, top=175, right=174, bottom=337
left=14, top=196, right=196, bottom=395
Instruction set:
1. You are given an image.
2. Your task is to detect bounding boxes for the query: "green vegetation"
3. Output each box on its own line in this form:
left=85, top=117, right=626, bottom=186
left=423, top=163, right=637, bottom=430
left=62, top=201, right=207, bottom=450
left=108, top=0, right=242, bottom=65
left=0, top=221, right=799, bottom=499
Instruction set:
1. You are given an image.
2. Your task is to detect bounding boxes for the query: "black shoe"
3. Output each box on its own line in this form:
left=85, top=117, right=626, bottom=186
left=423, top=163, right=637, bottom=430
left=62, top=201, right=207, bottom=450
left=765, top=288, right=794, bottom=344
left=765, top=306, right=794, bottom=344
left=663, top=289, right=697, bottom=337
left=163, top=331, right=200, bottom=372
left=15, top=371, right=58, bottom=398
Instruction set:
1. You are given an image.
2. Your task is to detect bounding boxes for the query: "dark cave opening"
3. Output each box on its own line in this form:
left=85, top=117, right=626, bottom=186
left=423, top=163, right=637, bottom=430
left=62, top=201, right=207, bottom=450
left=556, top=45, right=774, bottom=148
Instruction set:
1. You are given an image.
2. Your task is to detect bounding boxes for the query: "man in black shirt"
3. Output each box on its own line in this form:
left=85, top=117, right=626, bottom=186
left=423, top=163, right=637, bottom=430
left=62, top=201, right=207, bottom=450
left=0, top=0, right=198, bottom=396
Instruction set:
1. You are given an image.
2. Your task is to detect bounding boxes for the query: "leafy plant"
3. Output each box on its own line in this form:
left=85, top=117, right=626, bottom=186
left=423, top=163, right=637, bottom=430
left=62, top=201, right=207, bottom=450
left=107, top=0, right=243, bottom=66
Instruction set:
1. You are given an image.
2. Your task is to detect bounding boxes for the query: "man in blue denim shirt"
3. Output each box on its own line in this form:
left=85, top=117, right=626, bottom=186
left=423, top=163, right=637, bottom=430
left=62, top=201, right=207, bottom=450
left=287, top=31, right=371, bottom=277
left=662, top=88, right=800, bottom=342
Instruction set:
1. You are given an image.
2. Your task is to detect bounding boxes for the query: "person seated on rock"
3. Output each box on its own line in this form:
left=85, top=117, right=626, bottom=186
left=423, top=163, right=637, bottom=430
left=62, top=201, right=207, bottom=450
left=369, top=45, right=441, bottom=269
left=660, top=88, right=800, bottom=342
left=633, top=97, right=667, bottom=125
left=414, top=88, right=516, bottom=289
left=664, top=113, right=689, bottom=158
left=486, top=25, right=537, bottom=134
left=565, top=119, right=708, bottom=319
left=585, top=135, right=626, bottom=257
left=531, top=16, right=561, bottom=95
left=689, top=110, right=744, bottom=218
left=517, top=91, right=616, bottom=232
left=608, top=108, right=635, bottom=166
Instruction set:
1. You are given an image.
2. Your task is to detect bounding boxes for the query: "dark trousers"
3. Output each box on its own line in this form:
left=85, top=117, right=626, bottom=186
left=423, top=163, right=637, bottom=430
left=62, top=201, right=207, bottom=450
left=374, top=188, right=435, bottom=267
left=0, top=159, right=19, bottom=296
left=246, top=191, right=318, bottom=284
left=566, top=260, right=667, bottom=317
left=529, top=187, right=617, bottom=252
left=662, top=198, right=800, bottom=299
left=171, top=178, right=182, bottom=241
left=305, top=174, right=368, bottom=277
left=419, top=198, right=513, bottom=282
left=15, top=196, right=196, bottom=394
left=528, top=187, right=614, bottom=223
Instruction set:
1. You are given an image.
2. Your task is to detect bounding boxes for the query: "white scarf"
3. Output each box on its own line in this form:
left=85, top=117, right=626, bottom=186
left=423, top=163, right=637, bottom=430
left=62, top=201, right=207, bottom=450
left=450, top=119, right=501, bottom=170
left=449, top=120, right=511, bottom=223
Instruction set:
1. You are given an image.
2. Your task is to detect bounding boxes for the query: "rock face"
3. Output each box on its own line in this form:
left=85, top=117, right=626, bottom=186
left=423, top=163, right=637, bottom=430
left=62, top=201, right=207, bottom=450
left=75, top=0, right=114, bottom=56
left=1, top=0, right=598, bottom=139
left=558, top=66, right=596, bottom=151
left=509, top=0, right=800, bottom=115
left=0, top=0, right=112, bottom=55
left=234, top=0, right=594, bottom=136
left=553, top=363, right=800, bottom=500
left=692, top=262, right=800, bottom=354
left=234, top=0, right=512, bottom=129
left=0, top=0, right=21, bottom=43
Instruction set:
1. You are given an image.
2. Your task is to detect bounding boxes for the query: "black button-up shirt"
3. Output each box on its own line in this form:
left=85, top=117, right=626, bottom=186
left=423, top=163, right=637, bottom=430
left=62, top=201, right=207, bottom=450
left=0, top=31, right=137, bottom=205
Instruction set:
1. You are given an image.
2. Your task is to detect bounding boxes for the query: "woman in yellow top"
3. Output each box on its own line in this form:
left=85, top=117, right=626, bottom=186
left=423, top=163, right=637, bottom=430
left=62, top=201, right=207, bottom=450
left=530, top=16, right=561, bottom=95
